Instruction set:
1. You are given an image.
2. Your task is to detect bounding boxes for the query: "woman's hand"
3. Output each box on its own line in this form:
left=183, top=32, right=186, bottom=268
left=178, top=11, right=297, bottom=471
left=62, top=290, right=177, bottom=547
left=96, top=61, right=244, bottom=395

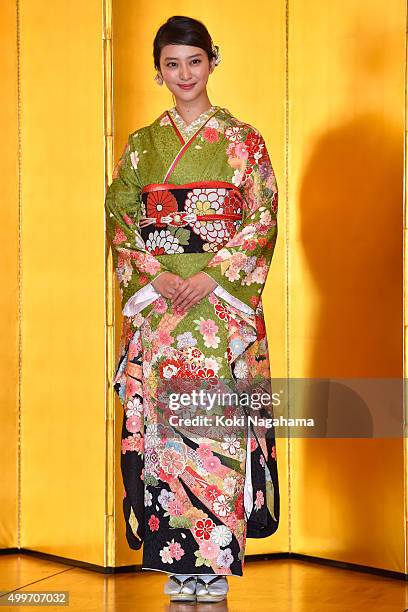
left=151, top=272, right=184, bottom=299
left=172, top=272, right=218, bottom=310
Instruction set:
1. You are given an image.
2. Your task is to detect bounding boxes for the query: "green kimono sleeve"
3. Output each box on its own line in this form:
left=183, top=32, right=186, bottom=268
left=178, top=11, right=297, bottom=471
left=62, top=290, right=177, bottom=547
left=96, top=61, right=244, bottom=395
left=105, top=135, right=169, bottom=313
left=201, top=132, right=278, bottom=310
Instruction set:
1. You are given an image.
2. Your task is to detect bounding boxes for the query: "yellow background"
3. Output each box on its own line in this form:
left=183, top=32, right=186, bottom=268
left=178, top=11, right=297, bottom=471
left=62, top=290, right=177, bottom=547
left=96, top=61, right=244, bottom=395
left=1, top=0, right=405, bottom=573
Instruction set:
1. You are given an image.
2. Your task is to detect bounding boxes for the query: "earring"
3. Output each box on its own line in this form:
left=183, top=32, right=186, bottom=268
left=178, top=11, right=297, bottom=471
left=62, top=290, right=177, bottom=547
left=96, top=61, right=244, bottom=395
left=154, top=72, right=163, bottom=86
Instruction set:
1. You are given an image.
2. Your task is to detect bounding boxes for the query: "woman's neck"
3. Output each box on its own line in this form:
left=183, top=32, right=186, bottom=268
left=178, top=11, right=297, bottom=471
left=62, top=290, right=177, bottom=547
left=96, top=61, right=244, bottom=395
left=174, top=96, right=214, bottom=126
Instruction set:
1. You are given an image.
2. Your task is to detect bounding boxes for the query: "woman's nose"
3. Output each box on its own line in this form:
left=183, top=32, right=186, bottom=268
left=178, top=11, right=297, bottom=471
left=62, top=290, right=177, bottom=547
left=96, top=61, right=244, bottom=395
left=179, top=63, right=192, bottom=81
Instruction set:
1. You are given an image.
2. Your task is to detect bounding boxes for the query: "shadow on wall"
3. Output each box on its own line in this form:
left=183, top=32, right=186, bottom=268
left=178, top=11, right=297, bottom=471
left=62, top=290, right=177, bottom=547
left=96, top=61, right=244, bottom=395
left=293, top=26, right=404, bottom=569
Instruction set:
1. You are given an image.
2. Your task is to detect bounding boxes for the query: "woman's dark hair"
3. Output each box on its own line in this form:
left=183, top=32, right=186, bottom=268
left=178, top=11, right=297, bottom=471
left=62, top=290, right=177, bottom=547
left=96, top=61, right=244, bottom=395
left=153, top=15, right=218, bottom=71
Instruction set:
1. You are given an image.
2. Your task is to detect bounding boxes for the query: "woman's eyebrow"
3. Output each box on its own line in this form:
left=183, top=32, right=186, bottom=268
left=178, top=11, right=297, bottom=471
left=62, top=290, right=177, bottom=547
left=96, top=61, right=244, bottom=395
left=163, top=53, right=203, bottom=60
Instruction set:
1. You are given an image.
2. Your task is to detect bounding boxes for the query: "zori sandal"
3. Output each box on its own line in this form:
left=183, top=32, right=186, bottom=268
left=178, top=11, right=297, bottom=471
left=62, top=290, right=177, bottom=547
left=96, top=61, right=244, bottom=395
left=163, top=574, right=197, bottom=602
left=195, top=575, right=229, bottom=603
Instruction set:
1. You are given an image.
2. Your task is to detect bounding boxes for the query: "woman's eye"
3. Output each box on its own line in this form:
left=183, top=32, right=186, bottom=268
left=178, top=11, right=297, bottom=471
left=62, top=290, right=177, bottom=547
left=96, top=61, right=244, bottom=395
left=166, top=59, right=201, bottom=67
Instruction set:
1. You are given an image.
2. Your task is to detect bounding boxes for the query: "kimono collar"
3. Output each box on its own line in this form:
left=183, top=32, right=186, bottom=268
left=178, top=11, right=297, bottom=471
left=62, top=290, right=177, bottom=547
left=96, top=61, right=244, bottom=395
left=167, top=105, right=220, bottom=141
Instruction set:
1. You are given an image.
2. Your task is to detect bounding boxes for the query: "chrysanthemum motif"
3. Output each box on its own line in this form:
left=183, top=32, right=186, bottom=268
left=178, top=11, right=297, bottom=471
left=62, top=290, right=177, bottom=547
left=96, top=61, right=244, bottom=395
left=184, top=188, right=242, bottom=247
left=145, top=230, right=184, bottom=255
left=233, top=359, right=249, bottom=379
left=146, top=190, right=178, bottom=227
left=210, top=524, right=233, bottom=547
left=145, top=423, right=160, bottom=448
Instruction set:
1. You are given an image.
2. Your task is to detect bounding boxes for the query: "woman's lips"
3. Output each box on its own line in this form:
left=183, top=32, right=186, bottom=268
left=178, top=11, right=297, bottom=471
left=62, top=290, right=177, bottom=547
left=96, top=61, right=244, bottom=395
left=178, top=83, right=196, bottom=90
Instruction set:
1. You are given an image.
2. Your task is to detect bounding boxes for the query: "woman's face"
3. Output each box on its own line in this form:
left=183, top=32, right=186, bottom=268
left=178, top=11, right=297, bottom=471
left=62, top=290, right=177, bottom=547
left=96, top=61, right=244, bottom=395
left=159, top=44, right=215, bottom=103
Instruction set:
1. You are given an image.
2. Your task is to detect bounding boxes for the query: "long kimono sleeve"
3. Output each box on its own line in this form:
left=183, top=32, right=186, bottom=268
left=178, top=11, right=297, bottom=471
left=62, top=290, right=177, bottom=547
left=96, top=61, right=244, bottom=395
left=105, top=135, right=169, bottom=314
left=201, top=130, right=278, bottom=310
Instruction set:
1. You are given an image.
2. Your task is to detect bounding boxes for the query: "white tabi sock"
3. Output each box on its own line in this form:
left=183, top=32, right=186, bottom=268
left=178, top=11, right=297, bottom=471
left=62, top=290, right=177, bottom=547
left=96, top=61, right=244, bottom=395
left=197, top=574, right=226, bottom=582
left=171, top=574, right=196, bottom=580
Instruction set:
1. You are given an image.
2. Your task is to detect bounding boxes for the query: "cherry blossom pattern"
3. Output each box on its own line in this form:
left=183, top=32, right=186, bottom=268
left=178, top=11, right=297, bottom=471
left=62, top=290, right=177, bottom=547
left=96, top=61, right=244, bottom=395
left=159, top=538, right=186, bottom=564
left=255, top=489, right=265, bottom=511
left=194, top=317, right=220, bottom=349
left=220, top=434, right=241, bottom=455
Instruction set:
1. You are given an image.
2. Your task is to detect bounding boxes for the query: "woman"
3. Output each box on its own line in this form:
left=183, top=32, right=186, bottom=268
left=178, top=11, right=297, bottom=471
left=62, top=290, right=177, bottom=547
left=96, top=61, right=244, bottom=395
left=105, top=15, right=280, bottom=604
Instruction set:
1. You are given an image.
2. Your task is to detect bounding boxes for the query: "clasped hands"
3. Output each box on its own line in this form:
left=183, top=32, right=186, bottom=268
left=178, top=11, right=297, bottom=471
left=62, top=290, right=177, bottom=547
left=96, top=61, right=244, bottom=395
left=151, top=271, right=218, bottom=311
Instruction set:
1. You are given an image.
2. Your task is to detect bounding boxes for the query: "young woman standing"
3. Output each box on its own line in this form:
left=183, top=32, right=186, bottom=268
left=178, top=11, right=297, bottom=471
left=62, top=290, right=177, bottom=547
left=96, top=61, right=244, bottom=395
left=105, top=15, right=280, bottom=604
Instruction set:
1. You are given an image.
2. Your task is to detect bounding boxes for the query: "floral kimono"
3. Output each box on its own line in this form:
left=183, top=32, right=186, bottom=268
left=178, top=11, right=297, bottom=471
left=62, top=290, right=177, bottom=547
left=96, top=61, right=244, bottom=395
left=105, top=104, right=280, bottom=576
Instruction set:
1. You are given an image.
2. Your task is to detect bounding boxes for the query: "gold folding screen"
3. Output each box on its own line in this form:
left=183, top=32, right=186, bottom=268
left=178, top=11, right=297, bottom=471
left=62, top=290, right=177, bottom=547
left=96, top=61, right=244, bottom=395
left=1, top=0, right=406, bottom=574
left=2, top=0, right=107, bottom=566
left=288, top=1, right=406, bottom=571
left=1, top=0, right=19, bottom=551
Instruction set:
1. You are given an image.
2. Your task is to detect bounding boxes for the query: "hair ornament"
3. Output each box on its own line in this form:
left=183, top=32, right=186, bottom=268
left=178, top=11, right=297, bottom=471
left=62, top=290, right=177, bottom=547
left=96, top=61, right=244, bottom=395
left=212, top=43, right=221, bottom=66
